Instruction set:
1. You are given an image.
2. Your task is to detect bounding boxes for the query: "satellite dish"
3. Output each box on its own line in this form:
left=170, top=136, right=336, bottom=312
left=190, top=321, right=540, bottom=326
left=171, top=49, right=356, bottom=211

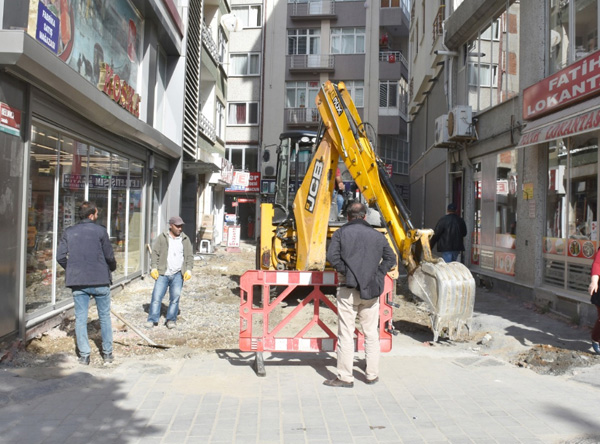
left=220, top=14, right=243, bottom=32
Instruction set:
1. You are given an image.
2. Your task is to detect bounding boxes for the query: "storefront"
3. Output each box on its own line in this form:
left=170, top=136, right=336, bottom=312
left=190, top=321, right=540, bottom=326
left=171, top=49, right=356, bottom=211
left=517, top=50, right=600, bottom=302
left=0, top=0, right=184, bottom=341
left=225, top=171, right=260, bottom=241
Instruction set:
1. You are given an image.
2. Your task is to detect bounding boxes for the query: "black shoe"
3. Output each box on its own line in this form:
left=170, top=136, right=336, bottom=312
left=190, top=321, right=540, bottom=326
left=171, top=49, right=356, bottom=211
left=102, top=353, right=114, bottom=363
left=323, top=377, right=353, bottom=388
left=78, top=355, right=90, bottom=365
left=365, top=376, right=379, bottom=385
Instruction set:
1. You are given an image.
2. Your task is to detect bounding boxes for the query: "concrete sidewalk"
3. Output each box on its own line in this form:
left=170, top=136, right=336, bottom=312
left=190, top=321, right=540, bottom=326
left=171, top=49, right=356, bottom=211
left=1, top=337, right=600, bottom=444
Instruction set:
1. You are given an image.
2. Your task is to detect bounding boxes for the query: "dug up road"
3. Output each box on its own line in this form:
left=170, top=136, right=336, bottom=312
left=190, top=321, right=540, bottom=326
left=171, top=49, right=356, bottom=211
left=2, top=241, right=600, bottom=380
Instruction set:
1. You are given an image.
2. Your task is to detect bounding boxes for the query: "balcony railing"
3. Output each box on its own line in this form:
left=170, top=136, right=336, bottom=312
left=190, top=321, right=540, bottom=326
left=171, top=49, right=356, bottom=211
left=285, top=107, right=320, bottom=126
left=291, top=1, right=335, bottom=16
left=379, top=50, right=408, bottom=68
left=432, top=5, right=444, bottom=44
left=199, top=113, right=216, bottom=143
left=202, top=22, right=221, bottom=64
left=289, top=54, right=334, bottom=71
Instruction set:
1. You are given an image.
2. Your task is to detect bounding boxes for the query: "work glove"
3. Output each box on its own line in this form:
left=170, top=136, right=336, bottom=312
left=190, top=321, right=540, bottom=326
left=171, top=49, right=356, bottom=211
left=183, top=270, right=192, bottom=282
left=150, top=269, right=159, bottom=280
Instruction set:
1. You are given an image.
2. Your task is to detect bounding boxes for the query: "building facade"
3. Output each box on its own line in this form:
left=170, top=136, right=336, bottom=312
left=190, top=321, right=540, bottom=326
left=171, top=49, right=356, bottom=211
left=409, top=0, right=599, bottom=327
left=0, top=0, right=187, bottom=342
left=259, top=0, right=412, bottom=214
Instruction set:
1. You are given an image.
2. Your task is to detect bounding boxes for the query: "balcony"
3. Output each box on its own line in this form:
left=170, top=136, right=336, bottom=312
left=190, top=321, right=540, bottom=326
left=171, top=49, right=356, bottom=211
left=202, top=22, right=221, bottom=64
left=285, top=108, right=320, bottom=127
left=379, top=50, right=408, bottom=68
left=288, top=54, right=335, bottom=73
left=199, top=113, right=216, bottom=143
left=290, top=0, right=336, bottom=20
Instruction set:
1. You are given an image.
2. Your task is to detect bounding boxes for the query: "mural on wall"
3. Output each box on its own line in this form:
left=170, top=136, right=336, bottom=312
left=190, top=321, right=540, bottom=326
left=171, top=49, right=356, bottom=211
left=27, top=0, right=143, bottom=90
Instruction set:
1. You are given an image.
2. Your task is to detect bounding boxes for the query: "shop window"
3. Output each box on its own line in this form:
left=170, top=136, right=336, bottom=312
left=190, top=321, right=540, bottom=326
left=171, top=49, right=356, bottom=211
left=26, top=126, right=60, bottom=314
left=26, top=123, right=148, bottom=317
left=150, top=170, right=163, bottom=242
left=470, top=151, right=518, bottom=276
left=544, top=135, right=598, bottom=291
left=55, top=135, right=87, bottom=305
left=127, top=161, right=144, bottom=275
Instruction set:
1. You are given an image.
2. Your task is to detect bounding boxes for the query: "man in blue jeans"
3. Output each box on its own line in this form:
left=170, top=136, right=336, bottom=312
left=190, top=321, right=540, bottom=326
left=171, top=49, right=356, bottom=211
left=430, top=203, right=468, bottom=263
left=57, top=201, right=117, bottom=365
left=146, top=216, right=194, bottom=329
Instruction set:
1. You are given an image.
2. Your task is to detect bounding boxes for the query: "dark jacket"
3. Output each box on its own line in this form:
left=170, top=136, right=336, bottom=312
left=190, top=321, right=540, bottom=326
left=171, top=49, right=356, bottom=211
left=57, top=219, right=117, bottom=288
left=430, top=213, right=467, bottom=253
left=151, top=231, right=194, bottom=275
left=326, top=219, right=396, bottom=299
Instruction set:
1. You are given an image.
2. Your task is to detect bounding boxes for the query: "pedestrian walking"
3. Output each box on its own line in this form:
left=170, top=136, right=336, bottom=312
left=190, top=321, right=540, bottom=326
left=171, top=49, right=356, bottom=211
left=57, top=201, right=117, bottom=365
left=146, top=216, right=193, bottom=329
left=587, top=249, right=600, bottom=355
left=325, top=202, right=396, bottom=387
left=430, top=202, right=467, bottom=263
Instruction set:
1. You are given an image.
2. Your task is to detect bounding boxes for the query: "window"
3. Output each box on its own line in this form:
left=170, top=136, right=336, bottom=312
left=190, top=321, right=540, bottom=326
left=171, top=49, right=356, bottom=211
left=331, top=28, right=365, bottom=54
left=230, top=53, right=260, bottom=75
left=379, top=80, right=398, bottom=108
left=286, top=81, right=319, bottom=108
left=218, top=26, right=227, bottom=64
left=468, top=63, right=498, bottom=87
left=381, top=0, right=401, bottom=8
left=480, top=19, right=500, bottom=40
left=465, top=3, right=519, bottom=112
left=228, top=102, right=259, bottom=125
left=343, top=80, right=364, bottom=107
left=232, top=5, right=262, bottom=28
left=378, top=135, right=409, bottom=176
left=216, top=100, right=225, bottom=140
left=288, top=29, right=320, bottom=55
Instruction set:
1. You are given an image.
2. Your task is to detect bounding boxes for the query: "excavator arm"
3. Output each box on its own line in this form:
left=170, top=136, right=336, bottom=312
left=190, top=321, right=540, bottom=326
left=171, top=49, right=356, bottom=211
left=290, top=80, right=476, bottom=341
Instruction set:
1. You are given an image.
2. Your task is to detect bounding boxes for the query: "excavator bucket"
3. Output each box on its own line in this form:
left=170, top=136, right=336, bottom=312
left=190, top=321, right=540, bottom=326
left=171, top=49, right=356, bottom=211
left=408, top=261, right=476, bottom=342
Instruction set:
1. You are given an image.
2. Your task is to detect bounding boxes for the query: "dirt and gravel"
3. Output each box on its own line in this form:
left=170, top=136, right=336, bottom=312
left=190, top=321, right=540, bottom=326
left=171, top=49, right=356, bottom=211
left=2, top=240, right=600, bottom=378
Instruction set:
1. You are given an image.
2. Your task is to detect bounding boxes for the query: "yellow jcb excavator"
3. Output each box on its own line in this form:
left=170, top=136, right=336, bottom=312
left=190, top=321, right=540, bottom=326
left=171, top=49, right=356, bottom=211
left=257, top=80, right=475, bottom=341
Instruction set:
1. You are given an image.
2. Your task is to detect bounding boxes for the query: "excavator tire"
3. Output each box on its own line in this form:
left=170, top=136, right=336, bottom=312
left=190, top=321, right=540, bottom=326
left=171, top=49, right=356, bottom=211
left=407, top=260, right=476, bottom=342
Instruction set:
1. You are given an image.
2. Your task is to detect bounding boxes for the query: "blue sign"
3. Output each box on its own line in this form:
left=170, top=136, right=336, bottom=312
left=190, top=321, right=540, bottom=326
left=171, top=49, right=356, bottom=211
left=36, top=2, right=59, bottom=54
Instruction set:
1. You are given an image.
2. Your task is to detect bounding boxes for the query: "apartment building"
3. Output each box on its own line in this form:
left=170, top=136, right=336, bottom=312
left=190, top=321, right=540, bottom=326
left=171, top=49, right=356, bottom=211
left=0, top=0, right=187, bottom=342
left=182, top=0, right=233, bottom=250
left=410, top=0, right=600, bottom=326
left=225, top=0, right=411, bottom=237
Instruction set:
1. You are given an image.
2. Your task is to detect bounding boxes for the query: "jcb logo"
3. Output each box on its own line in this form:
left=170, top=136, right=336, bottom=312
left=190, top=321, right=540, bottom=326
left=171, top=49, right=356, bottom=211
left=305, top=159, right=324, bottom=213
left=332, top=96, right=343, bottom=116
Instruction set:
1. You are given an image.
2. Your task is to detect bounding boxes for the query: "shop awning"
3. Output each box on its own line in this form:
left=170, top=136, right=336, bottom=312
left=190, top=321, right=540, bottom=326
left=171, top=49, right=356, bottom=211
left=518, top=96, right=600, bottom=148
left=183, top=160, right=220, bottom=174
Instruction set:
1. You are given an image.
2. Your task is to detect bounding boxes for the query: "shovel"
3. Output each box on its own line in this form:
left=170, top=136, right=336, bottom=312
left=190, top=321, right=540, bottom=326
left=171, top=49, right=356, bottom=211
left=110, top=309, right=172, bottom=349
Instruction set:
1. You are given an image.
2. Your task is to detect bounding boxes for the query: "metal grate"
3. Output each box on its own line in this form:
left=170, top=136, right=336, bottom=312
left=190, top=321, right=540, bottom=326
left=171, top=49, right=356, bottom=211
left=183, top=0, right=202, bottom=159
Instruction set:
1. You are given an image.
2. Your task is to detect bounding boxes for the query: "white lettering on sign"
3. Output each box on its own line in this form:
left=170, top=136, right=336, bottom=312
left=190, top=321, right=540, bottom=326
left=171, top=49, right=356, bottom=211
left=42, top=9, right=56, bottom=27
left=305, top=159, right=324, bottom=213
left=1, top=108, right=14, bottom=119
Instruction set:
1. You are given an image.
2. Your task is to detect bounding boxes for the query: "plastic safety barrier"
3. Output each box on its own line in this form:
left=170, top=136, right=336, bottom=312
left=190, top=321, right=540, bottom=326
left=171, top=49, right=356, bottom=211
left=239, top=270, right=394, bottom=353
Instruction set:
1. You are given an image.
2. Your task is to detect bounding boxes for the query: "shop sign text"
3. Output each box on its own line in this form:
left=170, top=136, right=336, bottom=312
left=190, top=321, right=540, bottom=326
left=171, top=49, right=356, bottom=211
left=97, top=63, right=141, bottom=117
left=62, top=174, right=142, bottom=189
left=36, top=2, right=59, bottom=53
left=0, top=102, right=21, bottom=137
left=523, top=50, right=600, bottom=120
left=226, top=171, right=261, bottom=193
left=518, top=107, right=600, bottom=147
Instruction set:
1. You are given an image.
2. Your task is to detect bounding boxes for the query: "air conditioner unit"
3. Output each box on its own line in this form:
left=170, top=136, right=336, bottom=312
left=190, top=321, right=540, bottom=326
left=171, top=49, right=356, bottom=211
left=434, top=114, right=450, bottom=146
left=447, top=105, right=475, bottom=140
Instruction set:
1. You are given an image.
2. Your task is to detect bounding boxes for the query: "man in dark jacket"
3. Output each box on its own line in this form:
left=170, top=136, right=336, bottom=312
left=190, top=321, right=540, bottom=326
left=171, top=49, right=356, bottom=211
left=145, top=216, right=194, bottom=329
left=57, top=201, right=117, bottom=365
left=430, top=203, right=468, bottom=263
left=325, top=202, right=396, bottom=387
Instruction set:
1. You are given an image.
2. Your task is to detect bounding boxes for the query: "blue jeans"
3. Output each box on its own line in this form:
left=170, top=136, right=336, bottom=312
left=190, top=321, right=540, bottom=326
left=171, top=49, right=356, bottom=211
left=334, top=191, right=344, bottom=214
left=441, top=251, right=460, bottom=263
left=73, top=286, right=112, bottom=357
left=148, top=273, right=183, bottom=323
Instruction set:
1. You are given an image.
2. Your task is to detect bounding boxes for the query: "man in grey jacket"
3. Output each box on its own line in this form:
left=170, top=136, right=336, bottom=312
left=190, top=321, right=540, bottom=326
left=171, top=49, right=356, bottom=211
left=146, top=216, right=194, bottom=329
left=57, top=201, right=117, bottom=365
left=325, top=202, right=396, bottom=387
